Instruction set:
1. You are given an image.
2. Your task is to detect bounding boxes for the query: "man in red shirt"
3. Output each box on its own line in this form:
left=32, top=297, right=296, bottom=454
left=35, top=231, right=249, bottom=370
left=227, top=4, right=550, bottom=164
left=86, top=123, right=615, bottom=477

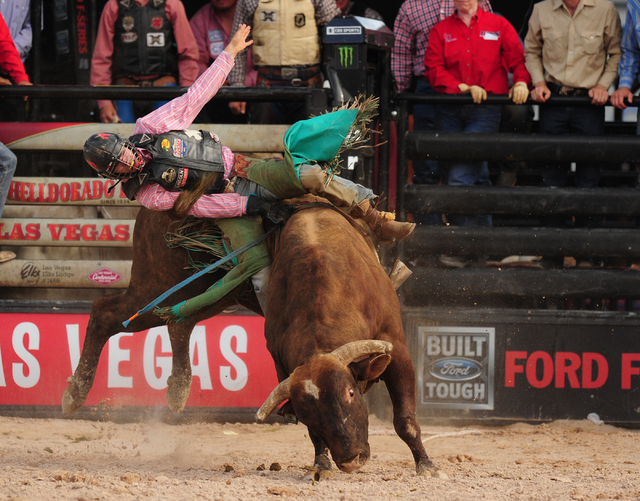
left=0, top=12, right=31, bottom=263
left=424, top=0, right=530, bottom=267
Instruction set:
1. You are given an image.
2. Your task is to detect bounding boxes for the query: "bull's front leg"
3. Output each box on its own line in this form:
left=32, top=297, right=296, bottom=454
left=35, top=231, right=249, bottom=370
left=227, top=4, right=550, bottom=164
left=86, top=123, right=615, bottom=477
left=305, top=429, right=335, bottom=481
left=166, top=321, right=196, bottom=413
left=382, top=342, right=446, bottom=478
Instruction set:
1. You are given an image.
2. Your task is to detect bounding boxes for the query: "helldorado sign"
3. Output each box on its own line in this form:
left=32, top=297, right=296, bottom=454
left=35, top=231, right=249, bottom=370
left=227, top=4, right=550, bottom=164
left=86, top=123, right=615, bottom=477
left=7, top=178, right=137, bottom=205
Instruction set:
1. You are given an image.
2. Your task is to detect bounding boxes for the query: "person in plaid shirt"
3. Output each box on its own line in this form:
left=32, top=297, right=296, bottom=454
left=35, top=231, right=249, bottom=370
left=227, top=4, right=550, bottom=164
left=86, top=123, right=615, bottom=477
left=392, top=0, right=492, bottom=224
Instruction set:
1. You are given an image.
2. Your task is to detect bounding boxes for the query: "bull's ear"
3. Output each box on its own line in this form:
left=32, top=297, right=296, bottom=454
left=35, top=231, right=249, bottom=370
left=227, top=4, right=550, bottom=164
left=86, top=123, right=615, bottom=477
left=351, top=353, right=392, bottom=382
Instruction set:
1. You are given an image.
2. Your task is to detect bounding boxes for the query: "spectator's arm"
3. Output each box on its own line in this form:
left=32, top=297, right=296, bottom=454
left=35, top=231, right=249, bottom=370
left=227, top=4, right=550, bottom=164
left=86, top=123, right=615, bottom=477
left=228, top=0, right=255, bottom=87
left=423, top=25, right=459, bottom=94
left=312, top=0, right=340, bottom=26
left=167, top=0, right=199, bottom=86
left=618, top=5, right=640, bottom=90
left=90, top=0, right=118, bottom=110
left=596, top=3, right=623, bottom=91
left=11, top=6, right=32, bottom=62
left=0, top=14, right=29, bottom=84
left=391, top=6, right=414, bottom=94
left=502, top=20, right=532, bottom=88
left=523, top=5, right=546, bottom=87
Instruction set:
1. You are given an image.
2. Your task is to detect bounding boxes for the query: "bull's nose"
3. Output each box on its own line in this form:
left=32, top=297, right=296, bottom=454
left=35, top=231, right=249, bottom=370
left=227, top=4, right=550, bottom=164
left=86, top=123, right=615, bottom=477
left=338, top=452, right=368, bottom=473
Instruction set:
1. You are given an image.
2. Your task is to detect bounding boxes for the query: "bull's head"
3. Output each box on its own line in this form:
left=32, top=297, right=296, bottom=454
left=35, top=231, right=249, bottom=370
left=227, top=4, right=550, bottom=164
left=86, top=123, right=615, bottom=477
left=256, top=340, right=392, bottom=473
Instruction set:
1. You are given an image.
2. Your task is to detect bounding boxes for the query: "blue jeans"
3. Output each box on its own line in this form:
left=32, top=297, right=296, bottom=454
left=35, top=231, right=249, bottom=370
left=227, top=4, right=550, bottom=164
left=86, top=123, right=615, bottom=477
left=435, top=103, right=501, bottom=227
left=115, top=82, right=177, bottom=123
left=0, top=142, right=17, bottom=218
left=412, top=79, right=443, bottom=225
left=538, top=105, right=603, bottom=189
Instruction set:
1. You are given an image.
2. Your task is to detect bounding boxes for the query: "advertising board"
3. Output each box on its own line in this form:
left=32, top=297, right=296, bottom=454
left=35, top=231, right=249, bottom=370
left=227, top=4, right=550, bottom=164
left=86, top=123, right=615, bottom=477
left=0, top=311, right=277, bottom=413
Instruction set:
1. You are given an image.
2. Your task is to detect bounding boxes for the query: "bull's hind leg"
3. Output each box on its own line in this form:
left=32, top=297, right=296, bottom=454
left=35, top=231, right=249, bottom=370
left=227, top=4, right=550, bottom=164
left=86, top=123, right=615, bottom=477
left=166, top=320, right=197, bottom=413
left=62, top=294, right=134, bottom=416
left=381, top=342, right=444, bottom=478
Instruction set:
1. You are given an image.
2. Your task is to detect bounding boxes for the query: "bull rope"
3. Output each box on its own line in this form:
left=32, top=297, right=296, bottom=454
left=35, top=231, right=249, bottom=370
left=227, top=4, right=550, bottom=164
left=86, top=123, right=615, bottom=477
left=121, top=224, right=280, bottom=328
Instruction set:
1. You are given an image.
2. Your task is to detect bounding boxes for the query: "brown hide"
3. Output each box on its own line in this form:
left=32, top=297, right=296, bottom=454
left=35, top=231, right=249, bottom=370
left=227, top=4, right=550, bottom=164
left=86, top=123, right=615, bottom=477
left=264, top=207, right=406, bottom=470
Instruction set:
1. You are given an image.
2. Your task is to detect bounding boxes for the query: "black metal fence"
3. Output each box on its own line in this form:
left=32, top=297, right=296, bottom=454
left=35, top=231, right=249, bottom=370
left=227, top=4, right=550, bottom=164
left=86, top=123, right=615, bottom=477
left=395, top=93, right=640, bottom=310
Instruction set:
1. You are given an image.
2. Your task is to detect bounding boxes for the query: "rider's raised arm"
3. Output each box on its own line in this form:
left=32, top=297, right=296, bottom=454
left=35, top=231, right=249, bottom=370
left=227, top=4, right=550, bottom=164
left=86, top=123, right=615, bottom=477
left=132, top=51, right=234, bottom=135
left=133, top=25, right=253, bottom=135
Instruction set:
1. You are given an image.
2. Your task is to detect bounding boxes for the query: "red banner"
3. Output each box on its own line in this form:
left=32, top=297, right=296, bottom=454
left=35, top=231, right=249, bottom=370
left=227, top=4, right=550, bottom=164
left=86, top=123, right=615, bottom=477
left=0, top=313, right=278, bottom=408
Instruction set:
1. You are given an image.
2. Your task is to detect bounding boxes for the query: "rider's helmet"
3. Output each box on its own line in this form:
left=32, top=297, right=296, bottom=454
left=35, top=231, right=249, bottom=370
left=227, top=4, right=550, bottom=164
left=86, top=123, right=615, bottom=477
left=83, top=133, right=144, bottom=180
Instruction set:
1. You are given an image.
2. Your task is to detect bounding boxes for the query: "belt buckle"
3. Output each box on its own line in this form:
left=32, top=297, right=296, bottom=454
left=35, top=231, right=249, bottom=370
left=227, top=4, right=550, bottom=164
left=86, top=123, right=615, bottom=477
left=139, top=80, right=153, bottom=87
left=282, top=67, right=299, bottom=79
left=291, top=78, right=302, bottom=87
left=559, top=86, right=573, bottom=96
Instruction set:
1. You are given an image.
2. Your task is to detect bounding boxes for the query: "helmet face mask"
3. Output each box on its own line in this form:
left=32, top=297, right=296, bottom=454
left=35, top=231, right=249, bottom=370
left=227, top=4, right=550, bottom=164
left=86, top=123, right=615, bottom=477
left=83, top=133, right=144, bottom=180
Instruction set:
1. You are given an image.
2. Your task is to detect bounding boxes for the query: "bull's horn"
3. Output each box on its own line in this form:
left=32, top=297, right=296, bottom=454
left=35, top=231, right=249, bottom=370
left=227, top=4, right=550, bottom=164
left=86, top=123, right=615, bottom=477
left=330, top=340, right=393, bottom=366
left=255, top=378, right=291, bottom=422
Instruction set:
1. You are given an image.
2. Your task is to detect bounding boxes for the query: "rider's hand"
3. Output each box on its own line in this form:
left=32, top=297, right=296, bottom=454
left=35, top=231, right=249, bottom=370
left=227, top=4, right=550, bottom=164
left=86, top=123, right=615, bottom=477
left=224, top=24, right=253, bottom=57
left=246, top=195, right=293, bottom=224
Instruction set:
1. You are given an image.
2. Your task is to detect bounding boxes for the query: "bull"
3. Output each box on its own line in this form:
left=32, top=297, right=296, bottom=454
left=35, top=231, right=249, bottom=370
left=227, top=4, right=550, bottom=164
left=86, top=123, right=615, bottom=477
left=254, top=204, right=439, bottom=477
left=61, top=202, right=439, bottom=477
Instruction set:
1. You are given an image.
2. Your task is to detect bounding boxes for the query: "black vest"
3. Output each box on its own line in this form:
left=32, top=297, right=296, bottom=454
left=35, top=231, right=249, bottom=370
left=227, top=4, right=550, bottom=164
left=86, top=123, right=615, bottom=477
left=122, top=130, right=226, bottom=200
left=113, top=0, right=177, bottom=79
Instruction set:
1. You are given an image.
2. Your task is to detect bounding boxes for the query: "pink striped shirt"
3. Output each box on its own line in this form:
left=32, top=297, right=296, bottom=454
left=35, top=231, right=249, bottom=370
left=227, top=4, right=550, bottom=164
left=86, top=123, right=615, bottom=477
left=132, top=51, right=247, bottom=218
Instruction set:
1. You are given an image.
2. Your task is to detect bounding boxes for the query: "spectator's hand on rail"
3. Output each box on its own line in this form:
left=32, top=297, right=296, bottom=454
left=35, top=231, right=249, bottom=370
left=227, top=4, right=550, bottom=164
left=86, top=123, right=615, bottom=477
left=0, top=76, right=11, bottom=86
left=17, top=80, right=32, bottom=101
left=509, top=81, right=529, bottom=105
left=100, top=104, right=121, bottom=123
left=458, top=83, right=487, bottom=103
left=229, top=101, right=246, bottom=115
left=530, top=81, right=551, bottom=103
left=589, top=84, right=609, bottom=106
left=225, top=24, right=253, bottom=58
left=611, top=87, right=634, bottom=110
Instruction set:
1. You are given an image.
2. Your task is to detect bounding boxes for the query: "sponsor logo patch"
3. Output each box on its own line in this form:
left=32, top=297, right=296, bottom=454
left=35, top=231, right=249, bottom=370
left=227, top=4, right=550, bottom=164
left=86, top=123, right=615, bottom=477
left=122, top=15, right=134, bottom=32
left=147, top=32, right=165, bottom=47
left=150, top=16, right=164, bottom=30
left=172, top=138, right=187, bottom=157
left=121, top=32, right=138, bottom=43
left=162, top=168, right=176, bottom=183
left=161, top=138, right=171, bottom=151
left=260, top=10, right=276, bottom=22
left=88, top=268, right=122, bottom=286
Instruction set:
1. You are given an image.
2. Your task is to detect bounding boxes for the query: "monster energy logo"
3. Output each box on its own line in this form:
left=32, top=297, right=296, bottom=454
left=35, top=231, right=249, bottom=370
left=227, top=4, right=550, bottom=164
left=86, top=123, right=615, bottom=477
left=338, top=46, right=353, bottom=67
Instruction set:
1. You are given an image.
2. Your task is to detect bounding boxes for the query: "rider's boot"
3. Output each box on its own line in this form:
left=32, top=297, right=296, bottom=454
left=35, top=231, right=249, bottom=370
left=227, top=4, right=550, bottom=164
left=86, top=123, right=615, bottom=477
left=352, top=199, right=416, bottom=242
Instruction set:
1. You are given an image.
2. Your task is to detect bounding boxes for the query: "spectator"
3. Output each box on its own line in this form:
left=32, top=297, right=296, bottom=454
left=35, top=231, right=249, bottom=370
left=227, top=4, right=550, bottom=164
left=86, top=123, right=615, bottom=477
left=392, top=0, right=492, bottom=226
left=525, top=0, right=621, bottom=269
left=0, top=0, right=31, bottom=63
left=424, top=0, right=530, bottom=268
left=335, top=0, right=383, bottom=21
left=611, top=0, right=640, bottom=270
left=0, top=12, right=31, bottom=264
left=189, top=0, right=257, bottom=123
left=90, top=0, right=199, bottom=124
left=227, top=0, right=340, bottom=124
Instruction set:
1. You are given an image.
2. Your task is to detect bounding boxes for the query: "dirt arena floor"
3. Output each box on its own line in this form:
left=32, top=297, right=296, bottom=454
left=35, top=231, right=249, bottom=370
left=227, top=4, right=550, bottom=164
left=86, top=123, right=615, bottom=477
left=0, top=414, right=638, bottom=501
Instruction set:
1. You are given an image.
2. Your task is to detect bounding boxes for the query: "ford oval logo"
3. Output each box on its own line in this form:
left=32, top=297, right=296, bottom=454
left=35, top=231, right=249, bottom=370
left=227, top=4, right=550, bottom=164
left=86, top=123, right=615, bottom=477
left=429, top=358, right=482, bottom=381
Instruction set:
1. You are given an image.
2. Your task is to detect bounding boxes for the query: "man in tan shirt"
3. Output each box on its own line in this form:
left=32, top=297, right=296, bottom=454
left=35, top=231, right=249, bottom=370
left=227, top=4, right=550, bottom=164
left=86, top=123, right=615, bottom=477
left=524, top=0, right=621, bottom=268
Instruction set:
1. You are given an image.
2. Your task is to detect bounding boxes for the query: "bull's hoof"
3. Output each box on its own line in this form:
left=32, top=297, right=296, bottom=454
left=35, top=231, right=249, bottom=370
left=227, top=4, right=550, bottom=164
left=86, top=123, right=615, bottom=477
left=61, top=377, right=85, bottom=416
left=303, top=468, right=334, bottom=482
left=416, top=461, right=447, bottom=479
left=166, top=375, right=191, bottom=413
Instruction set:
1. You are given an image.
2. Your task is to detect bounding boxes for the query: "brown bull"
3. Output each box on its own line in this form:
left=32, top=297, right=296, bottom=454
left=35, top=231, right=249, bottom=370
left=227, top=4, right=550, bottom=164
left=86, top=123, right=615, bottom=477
left=61, top=202, right=438, bottom=478
left=256, top=206, right=439, bottom=477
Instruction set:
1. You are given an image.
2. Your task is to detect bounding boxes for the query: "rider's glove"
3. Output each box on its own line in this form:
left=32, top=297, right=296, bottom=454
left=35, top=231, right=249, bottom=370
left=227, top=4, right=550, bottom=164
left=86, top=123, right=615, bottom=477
left=246, top=195, right=294, bottom=224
